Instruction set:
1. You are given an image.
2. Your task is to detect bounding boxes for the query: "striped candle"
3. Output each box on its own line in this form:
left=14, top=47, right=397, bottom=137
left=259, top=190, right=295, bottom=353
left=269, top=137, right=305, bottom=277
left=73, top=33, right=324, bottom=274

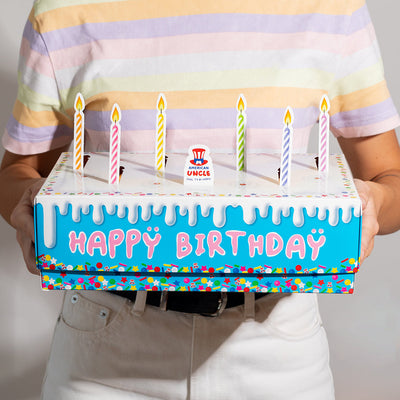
left=236, top=94, right=247, bottom=171
left=280, top=107, right=294, bottom=187
left=155, top=93, right=167, bottom=173
left=73, top=93, right=85, bottom=171
left=318, top=95, right=330, bottom=175
left=108, top=104, right=121, bottom=185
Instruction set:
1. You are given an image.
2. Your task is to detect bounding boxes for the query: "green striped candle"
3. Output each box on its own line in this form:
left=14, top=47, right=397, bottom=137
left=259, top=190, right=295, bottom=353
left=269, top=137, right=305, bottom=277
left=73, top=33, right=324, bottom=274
left=236, top=94, right=247, bottom=171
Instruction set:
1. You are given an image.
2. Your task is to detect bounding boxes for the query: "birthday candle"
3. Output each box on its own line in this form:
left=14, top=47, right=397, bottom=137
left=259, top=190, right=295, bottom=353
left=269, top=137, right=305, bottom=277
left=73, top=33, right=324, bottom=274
left=280, top=107, right=294, bottom=187
left=318, top=95, right=330, bottom=175
left=236, top=94, right=247, bottom=172
left=73, top=93, right=85, bottom=171
left=108, top=104, right=121, bottom=185
left=155, top=94, right=167, bottom=173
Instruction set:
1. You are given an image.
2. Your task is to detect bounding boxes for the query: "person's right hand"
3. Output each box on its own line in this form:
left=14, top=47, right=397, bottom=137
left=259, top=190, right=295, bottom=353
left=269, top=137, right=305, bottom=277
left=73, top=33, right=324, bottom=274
left=10, top=178, right=45, bottom=275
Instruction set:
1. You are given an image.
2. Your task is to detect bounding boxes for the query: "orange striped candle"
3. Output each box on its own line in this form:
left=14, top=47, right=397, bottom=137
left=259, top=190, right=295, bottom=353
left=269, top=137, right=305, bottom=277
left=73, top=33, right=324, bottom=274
left=73, top=93, right=85, bottom=171
left=155, top=94, right=167, bottom=174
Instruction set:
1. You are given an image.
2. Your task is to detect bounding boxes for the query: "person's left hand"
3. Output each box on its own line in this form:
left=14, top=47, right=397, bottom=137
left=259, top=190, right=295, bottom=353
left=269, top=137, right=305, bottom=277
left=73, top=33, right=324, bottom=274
left=354, top=179, right=380, bottom=264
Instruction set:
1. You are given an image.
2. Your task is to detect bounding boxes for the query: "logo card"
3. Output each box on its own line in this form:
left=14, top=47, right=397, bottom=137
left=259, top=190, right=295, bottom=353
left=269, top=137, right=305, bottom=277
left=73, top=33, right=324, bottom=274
left=184, top=145, right=214, bottom=186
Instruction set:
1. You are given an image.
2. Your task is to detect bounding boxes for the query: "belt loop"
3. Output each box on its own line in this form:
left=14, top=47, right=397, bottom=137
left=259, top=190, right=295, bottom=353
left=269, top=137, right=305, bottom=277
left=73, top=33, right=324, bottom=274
left=132, top=291, right=147, bottom=316
left=244, top=292, right=255, bottom=320
left=160, top=291, right=168, bottom=311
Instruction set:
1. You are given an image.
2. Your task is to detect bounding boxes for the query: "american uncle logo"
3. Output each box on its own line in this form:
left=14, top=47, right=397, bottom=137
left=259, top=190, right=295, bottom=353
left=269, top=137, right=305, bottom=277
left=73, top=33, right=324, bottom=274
left=184, top=145, right=214, bottom=185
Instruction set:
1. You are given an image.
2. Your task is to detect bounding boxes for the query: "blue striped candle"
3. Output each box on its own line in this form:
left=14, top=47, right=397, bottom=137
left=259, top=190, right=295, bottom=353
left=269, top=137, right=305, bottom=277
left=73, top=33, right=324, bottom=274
left=280, top=107, right=294, bottom=187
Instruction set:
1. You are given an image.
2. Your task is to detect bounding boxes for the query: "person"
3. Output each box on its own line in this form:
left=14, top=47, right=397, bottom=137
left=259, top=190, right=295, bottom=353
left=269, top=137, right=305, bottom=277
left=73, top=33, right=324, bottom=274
left=1, top=0, right=400, bottom=398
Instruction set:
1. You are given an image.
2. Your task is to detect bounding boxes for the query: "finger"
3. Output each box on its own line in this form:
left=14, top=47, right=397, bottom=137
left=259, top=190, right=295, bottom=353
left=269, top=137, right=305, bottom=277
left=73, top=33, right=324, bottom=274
left=16, top=231, right=39, bottom=275
left=10, top=195, right=35, bottom=242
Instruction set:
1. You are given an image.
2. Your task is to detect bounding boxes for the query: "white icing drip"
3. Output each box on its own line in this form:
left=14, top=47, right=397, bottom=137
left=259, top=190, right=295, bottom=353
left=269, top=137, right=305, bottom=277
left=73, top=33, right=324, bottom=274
left=165, top=204, right=176, bottom=226
left=242, top=206, right=256, bottom=225
left=213, top=205, right=226, bottom=228
left=272, top=207, right=282, bottom=225
left=127, top=205, right=138, bottom=224
left=292, top=207, right=304, bottom=227
left=342, top=206, right=352, bottom=224
left=258, top=204, right=269, bottom=219
left=187, top=204, right=197, bottom=226
left=179, top=205, right=188, bottom=216
left=141, top=204, right=152, bottom=221
left=117, top=205, right=126, bottom=218
left=43, top=203, right=56, bottom=248
left=306, top=206, right=317, bottom=218
left=81, top=204, right=90, bottom=215
left=328, top=208, right=339, bottom=227
left=318, top=207, right=327, bottom=221
left=153, top=204, right=164, bottom=216
left=201, top=205, right=211, bottom=218
left=72, top=205, right=81, bottom=222
left=92, top=204, right=104, bottom=225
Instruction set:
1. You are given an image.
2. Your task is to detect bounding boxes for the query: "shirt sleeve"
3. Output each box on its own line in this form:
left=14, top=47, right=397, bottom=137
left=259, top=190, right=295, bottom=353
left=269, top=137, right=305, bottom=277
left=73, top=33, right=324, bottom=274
left=2, top=9, right=73, bottom=155
left=329, top=1, right=400, bottom=138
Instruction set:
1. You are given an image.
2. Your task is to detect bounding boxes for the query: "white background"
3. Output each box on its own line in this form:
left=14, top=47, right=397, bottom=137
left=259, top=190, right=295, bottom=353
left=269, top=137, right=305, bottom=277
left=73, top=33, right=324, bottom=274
left=0, top=1, right=399, bottom=399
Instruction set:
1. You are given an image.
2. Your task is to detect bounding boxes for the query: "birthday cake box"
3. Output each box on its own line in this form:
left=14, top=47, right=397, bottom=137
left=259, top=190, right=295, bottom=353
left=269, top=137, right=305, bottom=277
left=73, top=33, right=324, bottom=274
left=34, top=95, right=362, bottom=294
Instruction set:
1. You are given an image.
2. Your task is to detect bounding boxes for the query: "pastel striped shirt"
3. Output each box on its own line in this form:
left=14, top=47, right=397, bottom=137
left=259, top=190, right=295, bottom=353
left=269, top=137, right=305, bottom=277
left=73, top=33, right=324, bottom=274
left=3, top=0, right=399, bottom=155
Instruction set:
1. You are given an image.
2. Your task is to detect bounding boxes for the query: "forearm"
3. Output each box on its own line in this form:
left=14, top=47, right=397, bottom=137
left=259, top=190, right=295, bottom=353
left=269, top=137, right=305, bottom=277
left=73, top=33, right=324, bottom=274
left=367, top=170, right=400, bottom=235
left=0, top=162, right=42, bottom=225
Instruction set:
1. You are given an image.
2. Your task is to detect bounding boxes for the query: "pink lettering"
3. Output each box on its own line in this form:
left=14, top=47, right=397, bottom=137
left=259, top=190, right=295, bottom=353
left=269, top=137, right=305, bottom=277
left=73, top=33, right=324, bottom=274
left=195, top=233, right=206, bottom=256
left=108, top=229, right=124, bottom=259
left=226, top=230, right=246, bottom=256
left=286, top=234, right=306, bottom=259
left=126, top=229, right=141, bottom=258
left=87, top=231, right=107, bottom=257
left=307, top=234, right=326, bottom=261
left=143, top=232, right=162, bottom=259
left=69, top=231, right=86, bottom=255
left=207, top=231, right=225, bottom=258
left=248, top=234, right=264, bottom=258
left=177, top=233, right=193, bottom=259
left=266, top=232, right=284, bottom=257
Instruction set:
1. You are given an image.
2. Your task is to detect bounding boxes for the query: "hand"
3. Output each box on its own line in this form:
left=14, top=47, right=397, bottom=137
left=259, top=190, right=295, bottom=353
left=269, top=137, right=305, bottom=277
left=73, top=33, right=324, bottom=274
left=10, top=178, right=45, bottom=275
left=354, top=179, right=380, bottom=264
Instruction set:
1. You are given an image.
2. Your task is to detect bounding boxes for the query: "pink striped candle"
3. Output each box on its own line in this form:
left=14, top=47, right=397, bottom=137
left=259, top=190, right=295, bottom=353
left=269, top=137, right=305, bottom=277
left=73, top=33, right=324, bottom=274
left=318, top=95, right=330, bottom=176
left=108, top=104, right=122, bottom=185
left=73, top=93, right=85, bottom=171
left=155, top=94, right=167, bottom=174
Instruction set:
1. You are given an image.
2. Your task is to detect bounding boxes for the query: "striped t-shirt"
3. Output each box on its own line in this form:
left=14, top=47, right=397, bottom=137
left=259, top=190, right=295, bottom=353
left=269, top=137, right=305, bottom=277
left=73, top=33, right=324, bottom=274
left=3, top=0, right=399, bottom=155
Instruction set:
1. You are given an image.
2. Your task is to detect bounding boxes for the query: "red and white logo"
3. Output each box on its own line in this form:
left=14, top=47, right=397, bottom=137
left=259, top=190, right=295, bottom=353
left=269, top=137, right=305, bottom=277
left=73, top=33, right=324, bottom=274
left=184, top=145, right=214, bottom=186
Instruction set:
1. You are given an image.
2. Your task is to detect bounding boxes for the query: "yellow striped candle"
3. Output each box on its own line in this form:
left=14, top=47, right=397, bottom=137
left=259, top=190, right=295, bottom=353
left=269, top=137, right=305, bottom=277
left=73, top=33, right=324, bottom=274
left=73, top=93, right=85, bottom=171
left=236, top=94, right=247, bottom=172
left=155, top=94, right=167, bottom=173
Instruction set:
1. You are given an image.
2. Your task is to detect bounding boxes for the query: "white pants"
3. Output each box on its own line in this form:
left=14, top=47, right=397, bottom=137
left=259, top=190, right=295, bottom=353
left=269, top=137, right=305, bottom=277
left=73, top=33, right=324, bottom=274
left=42, top=291, right=335, bottom=399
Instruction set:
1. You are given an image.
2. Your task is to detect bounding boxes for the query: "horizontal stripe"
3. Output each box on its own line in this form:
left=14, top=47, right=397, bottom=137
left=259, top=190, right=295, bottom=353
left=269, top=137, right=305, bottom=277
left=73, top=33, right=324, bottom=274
left=50, top=25, right=376, bottom=72
left=330, top=82, right=391, bottom=114
left=330, top=61, right=385, bottom=98
left=6, top=116, right=72, bottom=143
left=50, top=31, right=349, bottom=71
left=61, top=68, right=335, bottom=100
left=12, top=100, right=72, bottom=129
left=83, top=106, right=318, bottom=132
left=55, top=48, right=341, bottom=91
left=34, top=0, right=365, bottom=20
left=2, top=129, right=72, bottom=156
left=17, top=76, right=60, bottom=112
left=331, top=98, right=398, bottom=129
left=20, top=38, right=54, bottom=78
left=331, top=115, right=400, bottom=138
left=36, top=13, right=355, bottom=52
left=71, top=88, right=326, bottom=112
left=83, top=127, right=311, bottom=154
